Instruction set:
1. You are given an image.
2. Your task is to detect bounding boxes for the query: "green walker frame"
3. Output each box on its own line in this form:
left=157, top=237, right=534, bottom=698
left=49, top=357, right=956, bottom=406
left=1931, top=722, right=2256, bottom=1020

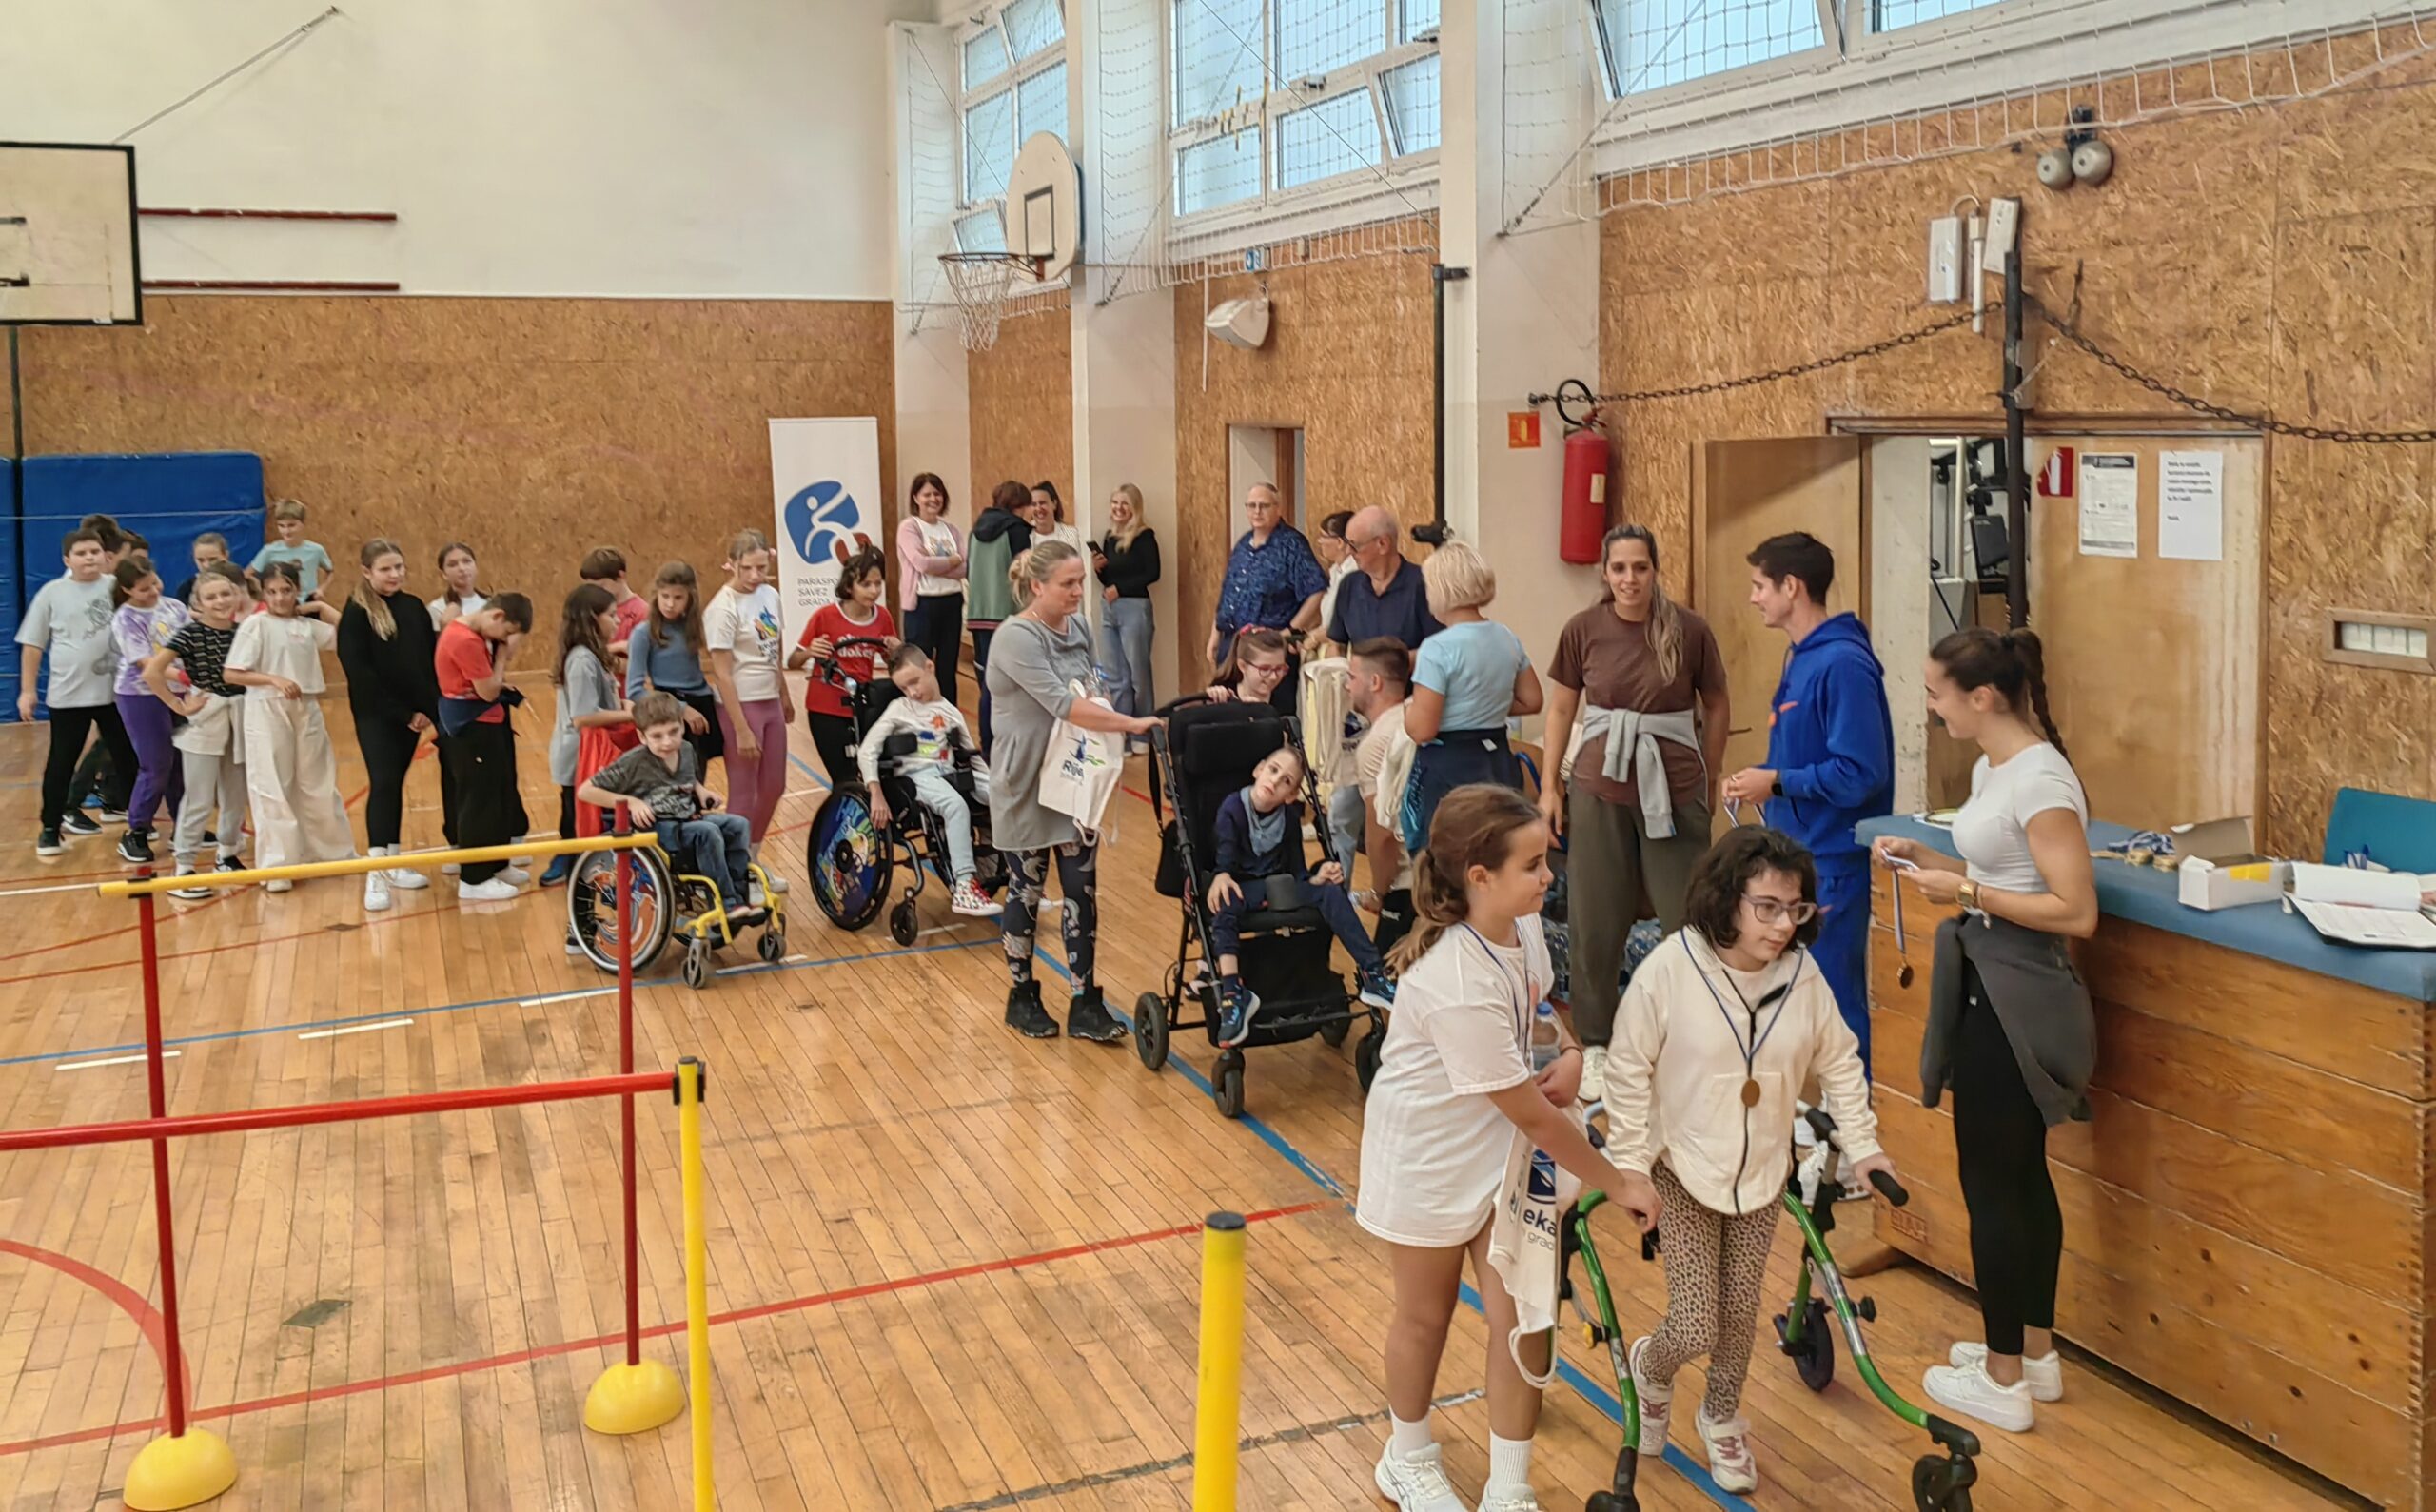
left=1561, top=1106, right=1982, bottom=1512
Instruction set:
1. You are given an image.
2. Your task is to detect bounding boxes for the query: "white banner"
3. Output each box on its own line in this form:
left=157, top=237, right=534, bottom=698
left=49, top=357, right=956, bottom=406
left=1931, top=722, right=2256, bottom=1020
left=767, top=417, right=884, bottom=653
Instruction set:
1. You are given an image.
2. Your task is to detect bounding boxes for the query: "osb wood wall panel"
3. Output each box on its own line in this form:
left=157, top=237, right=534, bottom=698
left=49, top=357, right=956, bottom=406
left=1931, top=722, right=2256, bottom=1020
left=1173, top=233, right=1437, bottom=689
left=966, top=293, right=1074, bottom=510
left=1600, top=50, right=2436, bottom=856
left=9, top=295, right=896, bottom=662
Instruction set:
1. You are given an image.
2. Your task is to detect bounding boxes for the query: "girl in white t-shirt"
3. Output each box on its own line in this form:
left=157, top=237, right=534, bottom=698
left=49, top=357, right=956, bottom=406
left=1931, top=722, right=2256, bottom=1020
left=1872, top=625, right=2096, bottom=1437
left=1357, top=784, right=1659, bottom=1512
left=224, top=562, right=353, bottom=889
left=703, top=529, right=795, bottom=865
left=428, top=541, right=487, bottom=630
left=1604, top=827, right=1891, bottom=1495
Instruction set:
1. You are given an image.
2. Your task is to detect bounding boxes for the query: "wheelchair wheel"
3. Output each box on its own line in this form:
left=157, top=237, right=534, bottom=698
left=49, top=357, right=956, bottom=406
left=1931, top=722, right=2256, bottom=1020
left=805, top=786, right=891, bottom=932
left=889, top=899, right=918, bottom=947
left=568, top=847, right=675, bottom=973
left=681, top=937, right=710, bottom=991
left=1213, top=1049, right=1247, bottom=1119
left=756, top=929, right=787, bottom=963
left=1320, top=1013, right=1351, bottom=1049
left=1776, top=1298, right=1836, bottom=1391
left=1133, top=992, right=1169, bottom=1071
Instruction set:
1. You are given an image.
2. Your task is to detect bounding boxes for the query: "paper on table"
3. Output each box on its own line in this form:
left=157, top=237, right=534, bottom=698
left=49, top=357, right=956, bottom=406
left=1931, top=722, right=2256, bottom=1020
left=2291, top=862, right=2426, bottom=911
left=2158, top=451, right=2224, bottom=561
left=2291, top=898, right=2436, bottom=950
left=2078, top=453, right=2138, bottom=558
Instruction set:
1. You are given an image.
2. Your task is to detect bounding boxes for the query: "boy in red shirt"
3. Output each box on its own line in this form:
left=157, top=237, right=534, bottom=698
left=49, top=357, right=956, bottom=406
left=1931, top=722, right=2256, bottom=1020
left=435, top=592, right=534, bottom=901
left=786, top=543, right=896, bottom=785
left=582, top=547, right=650, bottom=666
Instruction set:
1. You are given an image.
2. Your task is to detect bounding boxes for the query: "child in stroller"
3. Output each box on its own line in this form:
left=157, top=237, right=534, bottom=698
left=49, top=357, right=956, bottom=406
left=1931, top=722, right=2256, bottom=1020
left=1209, top=740, right=1398, bottom=1046
left=860, top=644, right=999, bottom=917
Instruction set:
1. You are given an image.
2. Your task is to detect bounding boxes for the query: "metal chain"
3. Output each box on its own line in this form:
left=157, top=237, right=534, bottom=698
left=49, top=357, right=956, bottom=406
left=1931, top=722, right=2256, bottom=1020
left=2027, top=296, right=2436, bottom=444
left=1584, top=306, right=1980, bottom=404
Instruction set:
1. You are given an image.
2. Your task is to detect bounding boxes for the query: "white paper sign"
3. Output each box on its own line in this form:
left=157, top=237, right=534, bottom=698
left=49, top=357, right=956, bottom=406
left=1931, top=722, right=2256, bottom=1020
left=2077, top=453, right=2139, bottom=558
left=767, top=417, right=884, bottom=653
left=2158, top=451, right=2224, bottom=561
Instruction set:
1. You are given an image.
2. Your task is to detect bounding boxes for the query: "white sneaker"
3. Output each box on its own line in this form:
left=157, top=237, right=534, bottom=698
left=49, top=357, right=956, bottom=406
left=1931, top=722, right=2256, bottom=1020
left=442, top=860, right=461, bottom=876
left=497, top=865, right=531, bottom=887
left=748, top=877, right=766, bottom=908
left=1628, top=1336, right=1671, bottom=1456
left=1476, top=1487, right=1543, bottom=1512
left=565, top=932, right=586, bottom=957
left=457, top=877, right=520, bottom=903
left=951, top=880, right=1002, bottom=917
left=1696, top=1410, right=1758, bottom=1494
left=384, top=847, right=430, bottom=890
left=1923, top=1359, right=2035, bottom=1433
left=265, top=878, right=294, bottom=894
left=1371, top=1443, right=1464, bottom=1512
left=1948, top=1343, right=2063, bottom=1403
left=1580, top=1045, right=1609, bottom=1103
left=363, top=868, right=392, bottom=912
left=764, top=874, right=788, bottom=895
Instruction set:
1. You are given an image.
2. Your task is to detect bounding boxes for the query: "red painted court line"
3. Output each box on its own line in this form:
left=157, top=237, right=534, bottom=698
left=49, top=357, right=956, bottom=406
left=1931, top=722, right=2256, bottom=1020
left=0, top=1238, right=190, bottom=1439
left=0, top=1199, right=1333, bottom=1458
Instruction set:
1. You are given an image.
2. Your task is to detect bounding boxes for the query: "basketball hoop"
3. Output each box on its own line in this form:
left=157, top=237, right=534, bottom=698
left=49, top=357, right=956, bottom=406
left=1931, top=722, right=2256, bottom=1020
left=938, top=252, right=1044, bottom=352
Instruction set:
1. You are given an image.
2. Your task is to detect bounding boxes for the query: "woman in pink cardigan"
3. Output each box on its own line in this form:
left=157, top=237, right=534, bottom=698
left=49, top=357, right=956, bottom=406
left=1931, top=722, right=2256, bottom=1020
left=895, top=472, right=969, bottom=706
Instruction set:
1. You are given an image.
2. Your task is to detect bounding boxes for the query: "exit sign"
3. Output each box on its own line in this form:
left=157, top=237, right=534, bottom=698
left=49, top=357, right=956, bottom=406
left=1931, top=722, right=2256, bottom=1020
left=1507, top=412, right=1542, bottom=449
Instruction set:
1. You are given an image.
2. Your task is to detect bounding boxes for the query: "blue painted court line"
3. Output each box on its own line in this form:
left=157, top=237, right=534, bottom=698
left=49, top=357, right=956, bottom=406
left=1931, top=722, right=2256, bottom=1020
left=1025, top=949, right=1754, bottom=1511
left=0, top=934, right=992, bottom=1070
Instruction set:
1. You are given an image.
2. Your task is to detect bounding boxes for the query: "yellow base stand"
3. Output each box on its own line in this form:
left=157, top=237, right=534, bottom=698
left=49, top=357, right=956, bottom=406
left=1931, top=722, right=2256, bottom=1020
left=584, top=1360, right=686, bottom=1435
left=122, top=1427, right=236, bottom=1511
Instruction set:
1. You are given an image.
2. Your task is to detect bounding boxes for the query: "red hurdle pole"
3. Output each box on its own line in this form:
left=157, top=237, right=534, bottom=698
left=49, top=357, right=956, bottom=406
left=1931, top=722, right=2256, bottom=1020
left=135, top=883, right=191, bottom=1440
left=617, top=810, right=640, bottom=1369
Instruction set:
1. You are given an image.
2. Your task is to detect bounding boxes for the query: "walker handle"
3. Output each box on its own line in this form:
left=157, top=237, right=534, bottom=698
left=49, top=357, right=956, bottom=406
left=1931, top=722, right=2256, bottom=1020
left=1869, top=1169, right=1910, bottom=1208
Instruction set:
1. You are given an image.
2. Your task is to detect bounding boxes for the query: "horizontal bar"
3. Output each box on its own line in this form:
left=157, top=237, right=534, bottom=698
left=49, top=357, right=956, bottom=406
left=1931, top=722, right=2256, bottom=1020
left=100, top=833, right=654, bottom=897
left=140, top=207, right=399, bottom=223
left=144, top=280, right=403, bottom=292
left=0, top=1071, right=671, bottom=1155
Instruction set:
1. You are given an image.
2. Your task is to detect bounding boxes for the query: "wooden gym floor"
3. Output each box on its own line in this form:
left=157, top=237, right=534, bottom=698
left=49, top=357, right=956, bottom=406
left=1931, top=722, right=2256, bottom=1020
left=0, top=685, right=2366, bottom=1511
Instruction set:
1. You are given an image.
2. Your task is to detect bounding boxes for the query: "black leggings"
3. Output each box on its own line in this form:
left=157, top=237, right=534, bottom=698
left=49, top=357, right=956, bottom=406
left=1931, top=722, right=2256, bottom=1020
left=904, top=594, right=964, bottom=707
left=1951, top=961, right=2063, bottom=1356
left=356, top=716, right=421, bottom=850
left=41, top=705, right=137, bottom=830
left=805, top=711, right=856, bottom=788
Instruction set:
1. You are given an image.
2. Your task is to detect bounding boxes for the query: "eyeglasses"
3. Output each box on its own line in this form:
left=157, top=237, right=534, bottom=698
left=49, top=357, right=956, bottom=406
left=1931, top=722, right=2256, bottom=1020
left=1244, top=659, right=1288, bottom=677
left=1742, top=895, right=1818, bottom=926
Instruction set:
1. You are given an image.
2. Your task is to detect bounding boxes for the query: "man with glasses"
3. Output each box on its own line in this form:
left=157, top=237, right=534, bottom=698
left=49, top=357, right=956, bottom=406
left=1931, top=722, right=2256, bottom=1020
left=1324, top=506, right=1442, bottom=655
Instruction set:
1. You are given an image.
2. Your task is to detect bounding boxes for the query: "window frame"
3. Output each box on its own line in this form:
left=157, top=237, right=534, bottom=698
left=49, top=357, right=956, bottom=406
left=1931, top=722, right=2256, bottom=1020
left=956, top=0, right=1071, bottom=248
left=1167, top=0, right=1442, bottom=227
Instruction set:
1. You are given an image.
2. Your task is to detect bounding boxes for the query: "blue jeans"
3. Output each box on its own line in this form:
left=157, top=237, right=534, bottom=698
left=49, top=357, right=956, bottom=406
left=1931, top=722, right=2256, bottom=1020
left=905, top=763, right=988, bottom=882
left=658, top=813, right=755, bottom=908
left=1208, top=874, right=1383, bottom=976
left=1326, top=780, right=1365, bottom=875
left=1097, top=596, right=1155, bottom=721
left=1813, top=854, right=1872, bottom=1075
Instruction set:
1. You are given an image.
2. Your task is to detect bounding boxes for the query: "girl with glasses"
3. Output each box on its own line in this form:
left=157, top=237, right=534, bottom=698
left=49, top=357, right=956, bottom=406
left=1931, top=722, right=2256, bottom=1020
left=1600, top=825, right=1894, bottom=1495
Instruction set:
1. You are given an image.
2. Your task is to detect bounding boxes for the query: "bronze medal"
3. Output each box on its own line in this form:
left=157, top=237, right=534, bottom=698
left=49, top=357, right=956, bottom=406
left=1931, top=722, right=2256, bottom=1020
left=1740, top=1077, right=1762, bottom=1109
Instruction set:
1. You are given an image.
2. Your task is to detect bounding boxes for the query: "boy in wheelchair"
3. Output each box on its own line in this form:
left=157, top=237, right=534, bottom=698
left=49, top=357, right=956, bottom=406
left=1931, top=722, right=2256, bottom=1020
left=859, top=644, right=1000, bottom=917
left=579, top=691, right=767, bottom=928
left=1208, top=741, right=1397, bottom=1047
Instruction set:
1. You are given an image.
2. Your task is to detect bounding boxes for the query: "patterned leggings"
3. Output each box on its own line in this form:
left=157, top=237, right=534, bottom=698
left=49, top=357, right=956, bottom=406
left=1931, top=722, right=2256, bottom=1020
left=1001, top=838, right=1100, bottom=989
left=1642, top=1163, right=1782, bottom=1422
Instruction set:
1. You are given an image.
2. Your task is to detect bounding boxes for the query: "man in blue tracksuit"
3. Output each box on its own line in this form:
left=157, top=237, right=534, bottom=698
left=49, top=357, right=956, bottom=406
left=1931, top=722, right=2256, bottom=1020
left=1721, top=532, right=1894, bottom=1073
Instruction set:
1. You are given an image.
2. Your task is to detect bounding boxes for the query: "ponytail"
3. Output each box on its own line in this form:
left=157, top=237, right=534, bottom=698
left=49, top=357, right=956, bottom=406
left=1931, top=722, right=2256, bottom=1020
left=1932, top=625, right=2068, bottom=758
left=1385, top=784, right=1547, bottom=974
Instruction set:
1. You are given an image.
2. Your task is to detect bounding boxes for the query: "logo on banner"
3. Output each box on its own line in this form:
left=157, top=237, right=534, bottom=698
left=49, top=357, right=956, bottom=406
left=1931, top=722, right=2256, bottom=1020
left=783, top=479, right=875, bottom=567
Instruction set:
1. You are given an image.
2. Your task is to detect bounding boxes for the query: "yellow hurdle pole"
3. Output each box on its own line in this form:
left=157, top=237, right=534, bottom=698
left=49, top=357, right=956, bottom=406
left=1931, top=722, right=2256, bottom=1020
left=1191, top=1211, right=1247, bottom=1512
left=98, top=833, right=654, bottom=897
left=678, top=1056, right=714, bottom=1511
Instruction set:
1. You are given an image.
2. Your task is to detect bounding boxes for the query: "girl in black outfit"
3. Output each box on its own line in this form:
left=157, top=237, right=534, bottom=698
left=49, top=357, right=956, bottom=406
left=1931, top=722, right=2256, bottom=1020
left=337, top=538, right=450, bottom=911
left=1088, top=482, right=1160, bottom=742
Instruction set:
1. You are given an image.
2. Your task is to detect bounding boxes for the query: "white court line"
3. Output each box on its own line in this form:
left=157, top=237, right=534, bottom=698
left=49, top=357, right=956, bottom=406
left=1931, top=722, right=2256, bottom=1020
left=0, top=880, right=119, bottom=900
left=518, top=987, right=618, bottom=1009
left=58, top=1051, right=183, bottom=1072
left=714, top=954, right=810, bottom=976
left=298, top=1017, right=414, bottom=1041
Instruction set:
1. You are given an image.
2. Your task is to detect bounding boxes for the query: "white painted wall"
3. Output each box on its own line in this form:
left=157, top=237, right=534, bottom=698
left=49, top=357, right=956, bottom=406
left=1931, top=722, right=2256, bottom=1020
left=0, top=0, right=917, bottom=298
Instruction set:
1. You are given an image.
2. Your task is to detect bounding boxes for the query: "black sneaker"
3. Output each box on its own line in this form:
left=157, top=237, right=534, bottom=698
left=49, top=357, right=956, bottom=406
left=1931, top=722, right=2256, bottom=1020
left=97, top=807, right=128, bottom=825
left=201, top=830, right=217, bottom=846
left=1004, top=980, right=1059, bottom=1039
left=59, top=813, right=102, bottom=838
left=217, top=855, right=246, bottom=874
left=1215, top=979, right=1262, bottom=1048
left=1356, top=966, right=1398, bottom=1011
left=1067, top=986, right=1127, bottom=1043
left=167, top=871, right=212, bottom=902
left=117, top=830, right=154, bottom=865
left=35, top=828, right=64, bottom=857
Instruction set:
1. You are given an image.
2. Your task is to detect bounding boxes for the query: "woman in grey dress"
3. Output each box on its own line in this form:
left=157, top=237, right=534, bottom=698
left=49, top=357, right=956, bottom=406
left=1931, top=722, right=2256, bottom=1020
left=986, top=540, right=1160, bottom=1040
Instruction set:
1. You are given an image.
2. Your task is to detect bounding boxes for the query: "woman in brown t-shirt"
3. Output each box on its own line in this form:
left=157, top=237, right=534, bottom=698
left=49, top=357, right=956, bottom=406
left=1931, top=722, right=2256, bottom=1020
left=1540, top=524, right=1730, bottom=1100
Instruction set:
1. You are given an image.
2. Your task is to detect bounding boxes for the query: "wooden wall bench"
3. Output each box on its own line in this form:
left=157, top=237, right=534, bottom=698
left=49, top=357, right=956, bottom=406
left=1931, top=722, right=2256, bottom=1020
left=1856, top=815, right=2436, bottom=1510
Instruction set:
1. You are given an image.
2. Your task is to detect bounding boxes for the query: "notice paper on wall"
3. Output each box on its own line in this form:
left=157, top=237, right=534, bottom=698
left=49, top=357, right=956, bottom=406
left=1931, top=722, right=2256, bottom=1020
left=2077, top=452, right=2139, bottom=557
left=2158, top=451, right=2225, bottom=561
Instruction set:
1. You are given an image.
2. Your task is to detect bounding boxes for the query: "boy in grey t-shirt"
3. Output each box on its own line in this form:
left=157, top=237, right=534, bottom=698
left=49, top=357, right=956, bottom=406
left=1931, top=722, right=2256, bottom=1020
left=578, top=691, right=764, bottom=924
left=15, top=527, right=140, bottom=854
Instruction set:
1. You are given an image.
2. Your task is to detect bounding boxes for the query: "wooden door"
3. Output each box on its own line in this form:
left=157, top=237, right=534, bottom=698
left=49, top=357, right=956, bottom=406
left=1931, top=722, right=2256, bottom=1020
left=1694, top=437, right=1865, bottom=833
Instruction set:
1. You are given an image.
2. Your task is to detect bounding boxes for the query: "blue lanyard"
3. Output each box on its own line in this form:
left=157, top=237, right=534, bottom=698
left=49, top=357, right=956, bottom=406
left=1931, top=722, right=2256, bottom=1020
left=1459, top=922, right=1538, bottom=1048
left=1683, top=934, right=1802, bottom=1070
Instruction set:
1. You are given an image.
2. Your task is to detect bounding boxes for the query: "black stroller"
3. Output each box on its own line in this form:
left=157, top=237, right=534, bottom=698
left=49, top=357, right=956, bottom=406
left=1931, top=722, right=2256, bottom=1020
left=1130, top=697, right=1385, bottom=1119
left=801, top=636, right=1007, bottom=946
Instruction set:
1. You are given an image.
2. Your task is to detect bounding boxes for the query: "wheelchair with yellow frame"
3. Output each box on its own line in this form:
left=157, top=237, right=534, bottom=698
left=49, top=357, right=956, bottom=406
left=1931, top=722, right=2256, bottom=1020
left=564, top=835, right=790, bottom=991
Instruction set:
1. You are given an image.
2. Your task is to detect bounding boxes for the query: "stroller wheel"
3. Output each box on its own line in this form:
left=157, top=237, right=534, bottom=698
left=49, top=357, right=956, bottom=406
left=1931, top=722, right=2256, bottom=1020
left=1776, top=1298, right=1837, bottom=1391
left=1212, top=1049, right=1247, bottom=1119
left=1320, top=1013, right=1351, bottom=1049
left=889, top=900, right=918, bottom=948
left=1354, top=1026, right=1385, bottom=1094
left=1911, top=1454, right=1974, bottom=1512
left=1133, top=992, right=1169, bottom=1071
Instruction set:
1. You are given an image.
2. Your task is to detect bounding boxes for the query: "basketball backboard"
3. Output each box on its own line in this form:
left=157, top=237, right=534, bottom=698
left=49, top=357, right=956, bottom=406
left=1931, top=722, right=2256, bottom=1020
left=1007, top=131, right=1080, bottom=282
left=0, top=143, right=141, bottom=325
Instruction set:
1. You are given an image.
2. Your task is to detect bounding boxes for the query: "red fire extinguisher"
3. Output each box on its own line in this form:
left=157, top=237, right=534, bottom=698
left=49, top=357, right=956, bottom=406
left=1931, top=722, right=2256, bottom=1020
left=1559, top=405, right=1610, bottom=565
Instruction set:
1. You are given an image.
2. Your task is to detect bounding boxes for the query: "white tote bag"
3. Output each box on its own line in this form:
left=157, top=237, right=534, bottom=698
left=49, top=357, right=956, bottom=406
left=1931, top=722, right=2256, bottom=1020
left=1037, top=679, right=1124, bottom=834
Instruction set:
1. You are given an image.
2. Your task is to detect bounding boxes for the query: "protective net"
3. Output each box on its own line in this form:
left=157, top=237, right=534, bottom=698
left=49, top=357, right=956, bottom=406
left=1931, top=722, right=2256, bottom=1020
left=938, top=252, right=1043, bottom=350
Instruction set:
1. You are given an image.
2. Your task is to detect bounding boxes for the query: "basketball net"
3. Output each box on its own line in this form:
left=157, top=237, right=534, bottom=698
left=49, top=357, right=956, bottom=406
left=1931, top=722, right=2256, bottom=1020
left=938, top=254, right=1041, bottom=352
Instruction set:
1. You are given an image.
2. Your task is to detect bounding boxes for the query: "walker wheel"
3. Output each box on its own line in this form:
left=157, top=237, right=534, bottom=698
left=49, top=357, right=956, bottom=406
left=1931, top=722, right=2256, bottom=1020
left=681, top=940, right=709, bottom=991
left=1911, top=1453, right=1974, bottom=1512
left=1213, top=1050, right=1247, bottom=1120
left=756, top=930, right=787, bottom=964
left=889, top=900, right=918, bottom=948
left=1320, top=1013, right=1351, bottom=1049
left=1776, top=1299, right=1836, bottom=1391
left=1354, top=1027, right=1385, bottom=1094
left=1133, top=992, right=1170, bottom=1071
left=1585, top=1493, right=1637, bottom=1512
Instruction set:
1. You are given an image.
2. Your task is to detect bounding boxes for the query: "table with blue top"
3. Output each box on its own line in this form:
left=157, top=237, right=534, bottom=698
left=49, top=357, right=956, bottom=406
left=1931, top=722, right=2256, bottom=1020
left=1857, top=814, right=2436, bottom=1510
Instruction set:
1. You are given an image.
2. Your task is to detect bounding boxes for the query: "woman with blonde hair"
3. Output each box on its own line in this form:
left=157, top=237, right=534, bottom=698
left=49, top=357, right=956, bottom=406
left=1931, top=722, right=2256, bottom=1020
left=1397, top=540, right=1541, bottom=854
left=1089, top=482, right=1161, bottom=735
left=1538, top=524, right=1731, bottom=1101
left=338, top=538, right=448, bottom=908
